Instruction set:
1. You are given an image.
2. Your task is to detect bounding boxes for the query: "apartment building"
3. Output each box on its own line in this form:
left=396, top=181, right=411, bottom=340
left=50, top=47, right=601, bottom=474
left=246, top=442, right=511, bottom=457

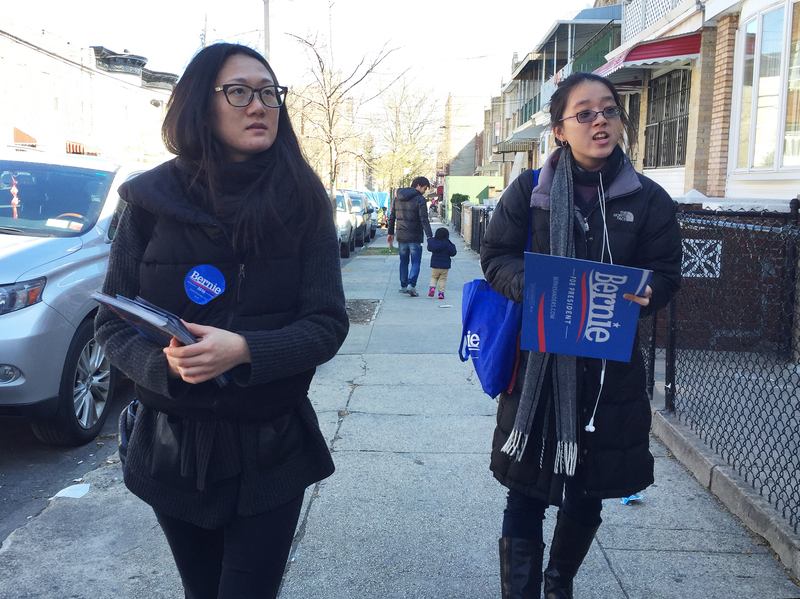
left=0, top=28, right=176, bottom=164
left=480, top=0, right=799, bottom=209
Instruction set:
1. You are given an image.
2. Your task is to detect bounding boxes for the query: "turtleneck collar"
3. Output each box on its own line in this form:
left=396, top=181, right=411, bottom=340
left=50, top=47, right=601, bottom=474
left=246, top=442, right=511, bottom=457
left=174, top=149, right=277, bottom=225
left=531, top=145, right=642, bottom=211
left=570, top=144, right=625, bottom=188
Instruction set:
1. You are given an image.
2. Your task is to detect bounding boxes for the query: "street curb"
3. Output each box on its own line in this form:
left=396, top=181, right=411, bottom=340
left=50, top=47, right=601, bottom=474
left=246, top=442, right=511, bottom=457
left=651, top=403, right=800, bottom=582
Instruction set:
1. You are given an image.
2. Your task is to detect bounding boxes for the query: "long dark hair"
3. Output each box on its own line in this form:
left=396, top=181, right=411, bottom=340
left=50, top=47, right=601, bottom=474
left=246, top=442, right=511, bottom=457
left=549, top=72, right=637, bottom=152
left=162, top=43, right=329, bottom=254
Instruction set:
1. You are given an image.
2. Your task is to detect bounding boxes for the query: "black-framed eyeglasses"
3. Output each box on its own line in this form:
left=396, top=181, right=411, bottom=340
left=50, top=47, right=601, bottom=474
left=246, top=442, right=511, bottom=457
left=559, top=105, right=622, bottom=124
left=214, top=84, right=288, bottom=108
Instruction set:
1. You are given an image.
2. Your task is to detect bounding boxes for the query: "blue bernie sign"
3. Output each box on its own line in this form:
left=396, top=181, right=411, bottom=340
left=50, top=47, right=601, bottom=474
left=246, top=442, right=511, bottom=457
left=521, top=253, right=652, bottom=362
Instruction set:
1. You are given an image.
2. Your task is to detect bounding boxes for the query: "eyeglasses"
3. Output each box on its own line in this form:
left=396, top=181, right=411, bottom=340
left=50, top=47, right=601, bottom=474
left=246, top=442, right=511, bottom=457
left=214, top=84, right=288, bottom=108
left=559, top=105, right=622, bottom=124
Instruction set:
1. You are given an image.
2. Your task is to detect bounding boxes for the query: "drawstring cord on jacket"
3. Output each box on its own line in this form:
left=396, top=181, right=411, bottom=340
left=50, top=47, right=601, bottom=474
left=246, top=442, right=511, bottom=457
left=585, top=171, right=613, bottom=434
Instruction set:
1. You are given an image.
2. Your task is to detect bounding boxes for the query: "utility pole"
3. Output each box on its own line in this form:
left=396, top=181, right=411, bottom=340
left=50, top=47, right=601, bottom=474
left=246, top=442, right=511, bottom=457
left=262, top=0, right=270, bottom=60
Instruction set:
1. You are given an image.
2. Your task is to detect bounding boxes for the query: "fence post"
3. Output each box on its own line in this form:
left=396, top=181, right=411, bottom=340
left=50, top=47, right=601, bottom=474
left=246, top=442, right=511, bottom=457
left=647, top=310, right=658, bottom=401
left=664, top=299, right=676, bottom=412
left=789, top=197, right=800, bottom=361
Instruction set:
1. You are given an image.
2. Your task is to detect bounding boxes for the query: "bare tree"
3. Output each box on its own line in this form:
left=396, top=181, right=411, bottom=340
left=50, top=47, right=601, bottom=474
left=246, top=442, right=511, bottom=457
left=286, top=33, right=401, bottom=204
left=370, top=79, right=439, bottom=191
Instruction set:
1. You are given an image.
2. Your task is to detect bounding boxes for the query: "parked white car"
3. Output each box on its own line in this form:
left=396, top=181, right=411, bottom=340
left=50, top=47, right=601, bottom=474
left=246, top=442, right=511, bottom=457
left=343, top=190, right=373, bottom=246
left=335, top=192, right=355, bottom=258
left=0, top=148, right=143, bottom=445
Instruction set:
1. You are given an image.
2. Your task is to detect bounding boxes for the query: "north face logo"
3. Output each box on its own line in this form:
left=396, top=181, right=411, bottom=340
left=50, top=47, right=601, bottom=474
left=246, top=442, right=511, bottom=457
left=613, top=210, right=634, bottom=223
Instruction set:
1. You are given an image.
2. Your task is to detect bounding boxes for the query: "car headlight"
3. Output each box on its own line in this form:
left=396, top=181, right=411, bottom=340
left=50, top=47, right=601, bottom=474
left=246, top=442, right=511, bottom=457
left=0, top=277, right=46, bottom=315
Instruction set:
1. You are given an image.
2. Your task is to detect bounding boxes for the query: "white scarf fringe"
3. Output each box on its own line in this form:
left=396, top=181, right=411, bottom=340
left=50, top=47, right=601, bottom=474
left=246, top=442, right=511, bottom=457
left=554, top=441, right=578, bottom=476
left=501, top=429, right=529, bottom=462
left=503, top=433, right=578, bottom=475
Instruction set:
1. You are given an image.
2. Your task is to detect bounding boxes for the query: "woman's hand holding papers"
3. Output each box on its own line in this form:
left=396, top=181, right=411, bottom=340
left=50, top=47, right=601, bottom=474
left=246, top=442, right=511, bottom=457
left=163, top=322, right=251, bottom=384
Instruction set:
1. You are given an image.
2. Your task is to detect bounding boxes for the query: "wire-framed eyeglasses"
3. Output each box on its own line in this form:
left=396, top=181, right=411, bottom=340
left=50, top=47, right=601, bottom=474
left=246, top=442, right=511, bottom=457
left=214, top=84, right=288, bottom=108
left=559, top=105, right=622, bottom=124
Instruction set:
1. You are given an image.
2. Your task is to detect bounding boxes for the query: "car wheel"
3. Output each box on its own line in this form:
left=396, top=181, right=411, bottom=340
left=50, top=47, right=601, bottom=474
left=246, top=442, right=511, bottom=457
left=31, top=318, right=116, bottom=446
left=349, top=233, right=356, bottom=252
left=355, top=230, right=364, bottom=247
left=370, top=227, right=376, bottom=240
left=340, top=239, right=351, bottom=258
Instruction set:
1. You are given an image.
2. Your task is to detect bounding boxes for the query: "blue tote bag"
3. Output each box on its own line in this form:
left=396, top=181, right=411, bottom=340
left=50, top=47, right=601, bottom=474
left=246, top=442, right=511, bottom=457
left=459, top=280, right=522, bottom=397
left=458, top=169, right=538, bottom=398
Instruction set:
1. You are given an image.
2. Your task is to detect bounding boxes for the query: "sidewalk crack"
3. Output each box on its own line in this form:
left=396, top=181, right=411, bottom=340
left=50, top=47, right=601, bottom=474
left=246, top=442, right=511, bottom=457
left=282, top=356, right=365, bottom=592
left=594, top=536, right=631, bottom=599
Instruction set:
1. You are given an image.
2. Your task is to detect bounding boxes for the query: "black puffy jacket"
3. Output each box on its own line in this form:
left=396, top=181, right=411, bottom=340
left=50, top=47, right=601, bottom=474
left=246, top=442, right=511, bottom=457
left=388, top=187, right=433, bottom=243
left=480, top=152, right=681, bottom=502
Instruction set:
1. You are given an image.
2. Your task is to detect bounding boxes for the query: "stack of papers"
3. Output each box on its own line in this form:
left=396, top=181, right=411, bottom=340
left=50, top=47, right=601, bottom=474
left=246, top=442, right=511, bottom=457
left=91, top=292, right=229, bottom=387
left=91, top=292, right=196, bottom=347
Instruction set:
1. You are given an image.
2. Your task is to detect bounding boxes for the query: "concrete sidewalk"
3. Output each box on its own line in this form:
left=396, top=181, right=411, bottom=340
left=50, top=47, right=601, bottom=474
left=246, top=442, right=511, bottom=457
left=1, top=221, right=798, bottom=598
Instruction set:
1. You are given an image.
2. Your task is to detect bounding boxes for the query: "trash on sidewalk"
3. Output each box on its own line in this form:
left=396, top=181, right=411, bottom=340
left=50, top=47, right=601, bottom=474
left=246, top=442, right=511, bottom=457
left=51, top=483, right=91, bottom=499
left=439, top=304, right=452, bottom=308
left=620, top=493, right=643, bottom=505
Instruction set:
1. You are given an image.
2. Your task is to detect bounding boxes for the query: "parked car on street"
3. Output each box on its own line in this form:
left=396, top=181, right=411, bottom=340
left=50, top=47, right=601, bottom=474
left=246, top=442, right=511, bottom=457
left=343, top=190, right=374, bottom=245
left=0, top=148, right=143, bottom=445
left=338, top=190, right=367, bottom=247
left=366, top=198, right=380, bottom=239
left=335, top=192, right=356, bottom=258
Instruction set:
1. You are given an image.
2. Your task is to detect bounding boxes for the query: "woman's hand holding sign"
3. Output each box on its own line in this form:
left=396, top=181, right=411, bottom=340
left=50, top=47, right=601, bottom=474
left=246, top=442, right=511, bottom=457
left=623, top=284, right=653, bottom=307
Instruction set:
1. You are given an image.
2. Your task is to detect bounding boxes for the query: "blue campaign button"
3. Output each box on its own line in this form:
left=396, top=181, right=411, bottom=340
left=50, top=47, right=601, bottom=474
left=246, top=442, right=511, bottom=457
left=184, top=264, right=226, bottom=305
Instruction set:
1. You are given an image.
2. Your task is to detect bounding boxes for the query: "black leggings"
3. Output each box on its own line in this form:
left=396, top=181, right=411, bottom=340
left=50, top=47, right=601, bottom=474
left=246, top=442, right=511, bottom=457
left=502, top=478, right=602, bottom=541
left=155, top=494, right=304, bottom=599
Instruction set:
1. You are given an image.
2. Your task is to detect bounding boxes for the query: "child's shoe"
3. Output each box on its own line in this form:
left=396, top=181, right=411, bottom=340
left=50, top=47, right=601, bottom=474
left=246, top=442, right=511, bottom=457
left=428, top=286, right=435, bottom=298
left=438, top=291, right=445, bottom=300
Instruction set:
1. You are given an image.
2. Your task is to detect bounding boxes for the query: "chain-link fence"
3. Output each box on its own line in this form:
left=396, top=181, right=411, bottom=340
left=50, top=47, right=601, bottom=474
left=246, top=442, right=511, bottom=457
left=661, top=202, right=800, bottom=534
left=465, top=196, right=799, bottom=535
left=470, top=206, right=490, bottom=253
left=452, top=204, right=462, bottom=234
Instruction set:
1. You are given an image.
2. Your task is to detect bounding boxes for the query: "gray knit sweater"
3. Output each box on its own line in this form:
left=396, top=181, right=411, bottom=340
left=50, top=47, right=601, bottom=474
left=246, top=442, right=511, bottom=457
left=95, top=177, right=348, bottom=528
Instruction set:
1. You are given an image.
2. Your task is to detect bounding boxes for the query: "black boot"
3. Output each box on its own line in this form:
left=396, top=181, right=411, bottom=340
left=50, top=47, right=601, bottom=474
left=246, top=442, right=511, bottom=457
left=543, top=514, right=600, bottom=599
left=499, top=537, right=545, bottom=599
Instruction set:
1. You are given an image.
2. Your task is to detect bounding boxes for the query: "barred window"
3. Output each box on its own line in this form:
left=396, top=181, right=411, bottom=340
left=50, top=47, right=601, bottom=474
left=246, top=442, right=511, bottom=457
left=643, top=70, right=691, bottom=168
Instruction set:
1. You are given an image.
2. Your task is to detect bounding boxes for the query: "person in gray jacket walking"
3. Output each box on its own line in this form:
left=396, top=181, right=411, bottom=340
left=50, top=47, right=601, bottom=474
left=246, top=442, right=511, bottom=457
left=387, top=176, right=433, bottom=297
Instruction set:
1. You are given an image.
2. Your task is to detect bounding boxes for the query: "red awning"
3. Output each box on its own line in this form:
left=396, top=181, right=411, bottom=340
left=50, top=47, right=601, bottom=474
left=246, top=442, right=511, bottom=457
left=595, top=33, right=702, bottom=77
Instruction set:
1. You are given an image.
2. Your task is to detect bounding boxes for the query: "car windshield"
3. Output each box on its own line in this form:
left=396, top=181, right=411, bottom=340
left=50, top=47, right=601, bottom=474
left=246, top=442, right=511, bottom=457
left=0, top=160, right=115, bottom=237
left=348, top=192, right=365, bottom=208
left=335, top=194, right=346, bottom=211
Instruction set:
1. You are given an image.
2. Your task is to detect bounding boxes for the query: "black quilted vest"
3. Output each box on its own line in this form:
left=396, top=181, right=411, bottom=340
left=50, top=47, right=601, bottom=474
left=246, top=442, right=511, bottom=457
left=128, top=165, right=314, bottom=420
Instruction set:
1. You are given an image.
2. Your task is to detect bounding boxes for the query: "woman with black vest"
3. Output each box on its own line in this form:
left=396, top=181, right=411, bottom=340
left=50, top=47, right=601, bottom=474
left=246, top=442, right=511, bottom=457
left=481, top=72, right=682, bottom=598
left=95, top=43, right=348, bottom=599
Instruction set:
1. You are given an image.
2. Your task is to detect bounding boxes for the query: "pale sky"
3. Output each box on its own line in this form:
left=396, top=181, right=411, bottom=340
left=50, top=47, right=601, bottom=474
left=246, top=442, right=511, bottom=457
left=7, top=0, right=592, bottom=129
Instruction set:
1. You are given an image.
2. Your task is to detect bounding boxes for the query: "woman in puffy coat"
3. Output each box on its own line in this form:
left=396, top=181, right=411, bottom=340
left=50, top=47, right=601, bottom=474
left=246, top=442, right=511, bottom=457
left=95, top=43, right=348, bottom=598
left=481, top=72, right=682, bottom=599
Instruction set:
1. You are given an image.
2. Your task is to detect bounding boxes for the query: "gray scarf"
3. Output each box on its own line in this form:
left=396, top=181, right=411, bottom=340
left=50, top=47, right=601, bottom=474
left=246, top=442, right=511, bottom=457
left=501, top=147, right=579, bottom=476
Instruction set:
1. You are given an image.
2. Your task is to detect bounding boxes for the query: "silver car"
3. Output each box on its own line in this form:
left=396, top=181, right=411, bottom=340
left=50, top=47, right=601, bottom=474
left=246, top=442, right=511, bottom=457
left=335, top=192, right=355, bottom=258
left=0, top=149, right=141, bottom=445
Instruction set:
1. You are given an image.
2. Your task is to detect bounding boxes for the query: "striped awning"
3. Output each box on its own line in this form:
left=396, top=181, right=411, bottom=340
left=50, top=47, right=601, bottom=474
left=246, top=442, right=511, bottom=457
left=495, top=123, right=546, bottom=154
left=595, top=33, right=701, bottom=78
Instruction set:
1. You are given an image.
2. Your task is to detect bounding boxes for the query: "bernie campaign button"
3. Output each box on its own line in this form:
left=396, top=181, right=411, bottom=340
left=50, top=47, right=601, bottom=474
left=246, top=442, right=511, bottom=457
left=184, top=264, right=226, bottom=305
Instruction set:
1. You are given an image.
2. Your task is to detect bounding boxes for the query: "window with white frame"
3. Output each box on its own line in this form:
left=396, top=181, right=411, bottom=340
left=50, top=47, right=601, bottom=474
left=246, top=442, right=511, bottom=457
left=735, top=0, right=800, bottom=171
